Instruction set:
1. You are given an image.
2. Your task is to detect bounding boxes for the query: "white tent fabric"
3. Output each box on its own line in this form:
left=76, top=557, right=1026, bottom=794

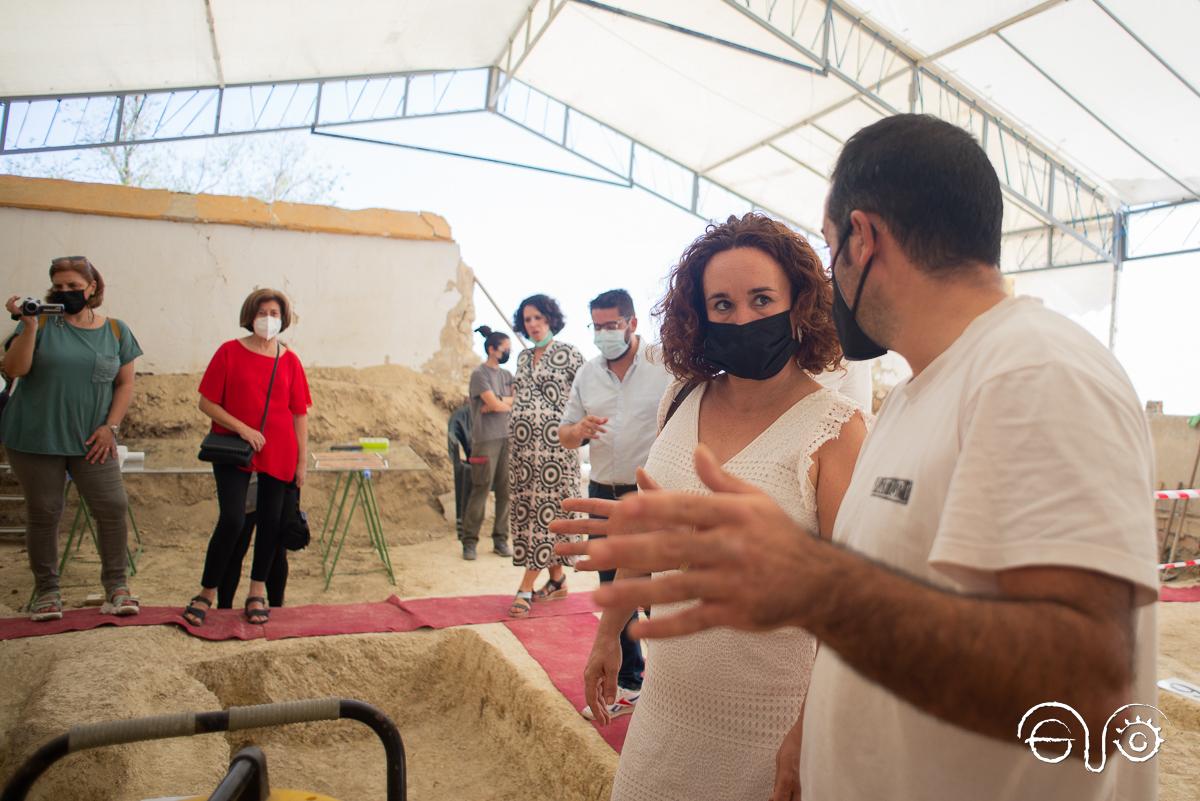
left=1, top=0, right=1196, bottom=240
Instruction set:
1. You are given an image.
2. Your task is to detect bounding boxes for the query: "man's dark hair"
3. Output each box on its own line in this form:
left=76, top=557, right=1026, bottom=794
left=589, top=288, right=635, bottom=319
left=512, top=293, right=566, bottom=336
left=827, top=114, right=1002, bottom=272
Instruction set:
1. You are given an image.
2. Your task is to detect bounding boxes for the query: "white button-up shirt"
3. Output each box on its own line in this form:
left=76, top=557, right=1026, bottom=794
left=560, top=339, right=672, bottom=485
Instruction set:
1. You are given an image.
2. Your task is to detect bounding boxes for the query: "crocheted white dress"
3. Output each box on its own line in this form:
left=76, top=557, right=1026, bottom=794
left=611, top=381, right=862, bottom=801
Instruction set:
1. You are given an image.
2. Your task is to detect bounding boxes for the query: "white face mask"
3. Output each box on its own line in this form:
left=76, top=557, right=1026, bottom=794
left=594, top=329, right=630, bottom=361
left=254, top=316, right=282, bottom=340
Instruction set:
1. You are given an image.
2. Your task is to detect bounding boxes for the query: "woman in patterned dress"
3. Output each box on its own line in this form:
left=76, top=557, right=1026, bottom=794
left=506, top=293, right=585, bottom=618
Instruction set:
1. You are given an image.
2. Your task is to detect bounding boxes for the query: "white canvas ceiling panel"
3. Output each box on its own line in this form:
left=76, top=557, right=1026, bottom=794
left=772, top=125, right=845, bottom=179
left=516, top=2, right=846, bottom=171
left=209, top=0, right=527, bottom=85
left=593, top=0, right=828, bottom=69
left=939, top=36, right=1157, bottom=204
left=848, top=0, right=1048, bottom=56
left=1099, top=0, right=1200, bottom=91
left=809, top=98, right=887, bottom=143
left=709, top=146, right=830, bottom=233
left=999, top=1, right=1200, bottom=204
left=0, top=0, right=216, bottom=96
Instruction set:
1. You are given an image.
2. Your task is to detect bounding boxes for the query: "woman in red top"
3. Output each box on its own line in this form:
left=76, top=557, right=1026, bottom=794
left=182, top=288, right=312, bottom=625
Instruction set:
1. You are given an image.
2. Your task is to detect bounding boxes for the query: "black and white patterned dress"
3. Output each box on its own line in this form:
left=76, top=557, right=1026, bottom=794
left=508, top=339, right=585, bottom=570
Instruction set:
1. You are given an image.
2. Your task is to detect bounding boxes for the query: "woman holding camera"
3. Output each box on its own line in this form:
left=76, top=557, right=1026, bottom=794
left=181, top=288, right=311, bottom=626
left=1, top=256, right=142, bottom=621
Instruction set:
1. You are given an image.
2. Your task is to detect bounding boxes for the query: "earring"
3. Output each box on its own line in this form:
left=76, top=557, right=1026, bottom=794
left=796, top=325, right=804, bottom=344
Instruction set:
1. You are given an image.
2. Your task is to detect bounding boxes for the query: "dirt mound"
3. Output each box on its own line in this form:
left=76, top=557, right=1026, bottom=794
left=0, top=626, right=616, bottom=801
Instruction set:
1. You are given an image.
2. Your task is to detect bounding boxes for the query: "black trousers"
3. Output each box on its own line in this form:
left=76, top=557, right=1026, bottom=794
left=215, top=511, right=289, bottom=609
left=200, top=464, right=287, bottom=589
left=588, top=480, right=645, bottom=691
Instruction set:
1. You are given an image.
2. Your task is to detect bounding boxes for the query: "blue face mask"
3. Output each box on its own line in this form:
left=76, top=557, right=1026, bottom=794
left=594, top=329, right=630, bottom=361
left=531, top=332, right=554, bottom=348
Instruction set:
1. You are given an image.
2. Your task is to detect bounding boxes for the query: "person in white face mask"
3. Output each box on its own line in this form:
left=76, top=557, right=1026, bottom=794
left=557, top=289, right=672, bottom=720
left=182, top=288, right=312, bottom=627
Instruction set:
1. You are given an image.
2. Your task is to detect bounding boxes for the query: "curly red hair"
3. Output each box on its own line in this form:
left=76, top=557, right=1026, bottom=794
left=654, top=213, right=841, bottom=383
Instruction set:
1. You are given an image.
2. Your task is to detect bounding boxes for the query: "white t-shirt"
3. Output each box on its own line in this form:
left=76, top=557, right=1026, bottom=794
left=801, top=296, right=1159, bottom=801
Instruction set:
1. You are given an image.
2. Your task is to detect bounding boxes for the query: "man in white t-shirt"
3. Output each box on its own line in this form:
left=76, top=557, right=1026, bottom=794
left=557, top=114, right=1160, bottom=800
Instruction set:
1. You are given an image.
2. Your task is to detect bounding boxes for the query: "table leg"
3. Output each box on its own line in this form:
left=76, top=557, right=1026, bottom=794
left=321, top=472, right=354, bottom=566
left=323, top=476, right=363, bottom=591
left=318, top=472, right=343, bottom=553
left=362, top=472, right=395, bottom=585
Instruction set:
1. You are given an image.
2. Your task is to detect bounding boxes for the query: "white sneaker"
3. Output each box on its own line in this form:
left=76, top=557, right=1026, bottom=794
left=581, top=686, right=640, bottom=721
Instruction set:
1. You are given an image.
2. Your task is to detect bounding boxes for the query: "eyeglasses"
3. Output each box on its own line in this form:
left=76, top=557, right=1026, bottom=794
left=588, top=319, right=628, bottom=332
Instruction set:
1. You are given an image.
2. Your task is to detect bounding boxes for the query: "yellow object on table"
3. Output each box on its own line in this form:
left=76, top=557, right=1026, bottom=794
left=359, top=437, right=390, bottom=452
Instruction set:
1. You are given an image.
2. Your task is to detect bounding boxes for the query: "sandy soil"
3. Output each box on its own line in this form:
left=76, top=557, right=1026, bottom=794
left=0, top=365, right=1197, bottom=800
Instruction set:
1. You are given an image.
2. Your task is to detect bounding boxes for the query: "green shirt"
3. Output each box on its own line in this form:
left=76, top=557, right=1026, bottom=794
left=1, top=317, right=143, bottom=455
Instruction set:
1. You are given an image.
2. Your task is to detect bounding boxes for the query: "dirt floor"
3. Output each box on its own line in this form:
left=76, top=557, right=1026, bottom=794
left=0, top=365, right=1197, bottom=800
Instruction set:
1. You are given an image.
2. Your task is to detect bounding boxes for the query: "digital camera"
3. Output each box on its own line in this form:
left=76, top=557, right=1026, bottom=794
left=10, top=297, right=65, bottom=321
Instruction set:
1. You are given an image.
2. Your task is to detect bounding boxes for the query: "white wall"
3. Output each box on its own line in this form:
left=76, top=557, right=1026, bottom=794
left=0, top=207, right=466, bottom=374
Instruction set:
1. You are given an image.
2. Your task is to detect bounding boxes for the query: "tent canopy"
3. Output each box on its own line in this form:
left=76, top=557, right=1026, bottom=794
left=2, top=0, right=1197, bottom=270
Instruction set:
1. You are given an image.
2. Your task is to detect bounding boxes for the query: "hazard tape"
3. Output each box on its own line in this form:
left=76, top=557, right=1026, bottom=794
left=1159, top=559, right=1200, bottom=571
left=1154, top=489, right=1200, bottom=500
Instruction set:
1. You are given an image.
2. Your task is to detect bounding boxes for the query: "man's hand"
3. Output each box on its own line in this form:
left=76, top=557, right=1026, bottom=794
left=555, top=445, right=820, bottom=638
left=294, top=461, right=307, bottom=487
left=579, top=415, right=608, bottom=439
left=551, top=468, right=664, bottom=545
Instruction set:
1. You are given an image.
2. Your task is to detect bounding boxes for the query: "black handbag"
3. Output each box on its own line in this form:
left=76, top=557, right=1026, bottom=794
left=280, top=482, right=310, bottom=551
left=198, top=343, right=280, bottom=466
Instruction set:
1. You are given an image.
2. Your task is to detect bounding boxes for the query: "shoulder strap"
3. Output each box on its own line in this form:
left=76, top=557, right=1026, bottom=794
left=37, top=315, right=49, bottom=330
left=662, top=380, right=700, bottom=430
left=257, top=343, right=282, bottom=432
left=108, top=318, right=121, bottom=339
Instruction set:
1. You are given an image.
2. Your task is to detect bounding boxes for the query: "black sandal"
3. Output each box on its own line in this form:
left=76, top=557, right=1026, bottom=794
left=244, top=595, right=270, bottom=625
left=182, top=595, right=211, bottom=626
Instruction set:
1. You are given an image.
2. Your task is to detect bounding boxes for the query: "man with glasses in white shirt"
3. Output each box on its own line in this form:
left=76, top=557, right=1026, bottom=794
left=559, top=288, right=671, bottom=722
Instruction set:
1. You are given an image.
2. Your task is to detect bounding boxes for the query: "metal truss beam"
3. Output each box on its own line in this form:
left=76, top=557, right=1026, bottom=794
left=0, top=69, right=493, bottom=156
left=723, top=0, right=1120, bottom=265
left=0, top=67, right=817, bottom=240
left=573, top=0, right=823, bottom=73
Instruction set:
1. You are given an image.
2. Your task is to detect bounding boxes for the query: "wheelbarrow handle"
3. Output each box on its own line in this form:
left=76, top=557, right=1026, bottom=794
left=0, top=698, right=405, bottom=801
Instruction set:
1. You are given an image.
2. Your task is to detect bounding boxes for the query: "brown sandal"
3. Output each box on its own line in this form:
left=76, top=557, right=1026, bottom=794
left=508, top=592, right=533, bottom=619
left=532, top=575, right=568, bottom=602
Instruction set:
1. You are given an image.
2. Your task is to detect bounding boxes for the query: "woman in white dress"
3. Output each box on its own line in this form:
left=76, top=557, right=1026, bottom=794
left=565, top=213, right=868, bottom=801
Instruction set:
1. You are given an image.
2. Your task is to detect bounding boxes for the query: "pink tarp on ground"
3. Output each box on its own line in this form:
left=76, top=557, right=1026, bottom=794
left=506, top=612, right=632, bottom=752
left=1159, top=584, right=1200, bottom=602
left=0, top=593, right=600, bottom=642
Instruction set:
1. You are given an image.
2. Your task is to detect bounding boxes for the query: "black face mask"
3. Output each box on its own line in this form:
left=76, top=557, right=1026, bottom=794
left=497, top=349, right=511, bottom=365
left=829, top=227, right=887, bottom=361
left=702, top=311, right=799, bottom=381
left=48, top=289, right=88, bottom=315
